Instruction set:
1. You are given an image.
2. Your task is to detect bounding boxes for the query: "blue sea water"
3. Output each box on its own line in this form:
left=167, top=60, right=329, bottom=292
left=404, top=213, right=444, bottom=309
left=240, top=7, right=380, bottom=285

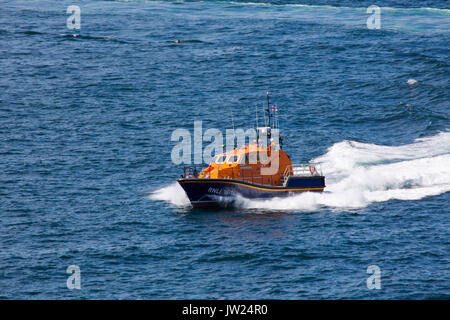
left=0, top=0, right=449, bottom=299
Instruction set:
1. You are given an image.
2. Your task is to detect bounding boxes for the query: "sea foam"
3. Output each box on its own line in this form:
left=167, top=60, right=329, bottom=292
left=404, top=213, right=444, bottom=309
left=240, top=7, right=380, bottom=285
left=149, top=182, right=190, bottom=206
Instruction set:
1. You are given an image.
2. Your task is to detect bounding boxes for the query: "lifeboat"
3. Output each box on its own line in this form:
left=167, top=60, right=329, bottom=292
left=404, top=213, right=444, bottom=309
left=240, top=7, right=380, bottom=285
left=177, top=93, right=326, bottom=208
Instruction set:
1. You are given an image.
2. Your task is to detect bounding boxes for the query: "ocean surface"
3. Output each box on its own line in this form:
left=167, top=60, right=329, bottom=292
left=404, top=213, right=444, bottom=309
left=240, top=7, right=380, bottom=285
left=1, top=0, right=449, bottom=299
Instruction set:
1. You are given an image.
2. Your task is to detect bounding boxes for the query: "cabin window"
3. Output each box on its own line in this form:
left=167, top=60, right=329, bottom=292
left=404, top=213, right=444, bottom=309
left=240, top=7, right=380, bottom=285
left=227, top=155, right=240, bottom=164
left=215, top=155, right=226, bottom=164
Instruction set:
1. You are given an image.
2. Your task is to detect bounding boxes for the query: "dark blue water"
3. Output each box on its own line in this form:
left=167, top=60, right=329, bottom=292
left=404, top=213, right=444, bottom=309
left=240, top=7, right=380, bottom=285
left=1, top=0, right=449, bottom=299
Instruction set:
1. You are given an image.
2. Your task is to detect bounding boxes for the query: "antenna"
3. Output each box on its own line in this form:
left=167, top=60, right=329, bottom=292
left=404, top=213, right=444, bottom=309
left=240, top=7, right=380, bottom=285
left=231, top=109, right=236, bottom=149
left=266, top=91, right=272, bottom=140
left=266, top=91, right=271, bottom=128
left=275, top=104, right=279, bottom=130
left=262, top=103, right=266, bottom=129
left=255, top=104, right=259, bottom=129
left=255, top=104, right=259, bottom=144
left=272, top=106, right=275, bottom=129
left=278, top=105, right=280, bottom=129
left=277, top=106, right=279, bottom=129
left=231, top=110, right=235, bottom=132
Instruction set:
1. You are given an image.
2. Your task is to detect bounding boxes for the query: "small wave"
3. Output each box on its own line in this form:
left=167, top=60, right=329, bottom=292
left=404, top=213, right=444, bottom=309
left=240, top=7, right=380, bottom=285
left=21, top=30, right=44, bottom=35
left=113, top=0, right=450, bottom=15
left=59, top=33, right=80, bottom=39
left=59, top=33, right=129, bottom=43
left=225, top=1, right=450, bottom=14
left=169, top=39, right=204, bottom=44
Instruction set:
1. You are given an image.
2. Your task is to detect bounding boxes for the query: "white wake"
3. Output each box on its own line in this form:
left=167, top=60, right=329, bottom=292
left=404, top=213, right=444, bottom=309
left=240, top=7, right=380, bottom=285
left=150, top=132, right=450, bottom=211
left=148, top=183, right=190, bottom=206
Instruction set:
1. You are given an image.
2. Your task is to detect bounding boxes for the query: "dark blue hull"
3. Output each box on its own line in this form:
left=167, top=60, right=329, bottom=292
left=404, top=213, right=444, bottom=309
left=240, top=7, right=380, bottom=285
left=177, top=177, right=325, bottom=208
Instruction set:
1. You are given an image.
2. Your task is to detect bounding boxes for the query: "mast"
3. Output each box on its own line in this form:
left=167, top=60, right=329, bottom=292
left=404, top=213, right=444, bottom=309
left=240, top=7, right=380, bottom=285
left=231, top=110, right=236, bottom=149
left=266, top=91, right=272, bottom=140
left=255, top=104, right=259, bottom=144
left=266, top=91, right=271, bottom=128
left=255, top=104, right=259, bottom=129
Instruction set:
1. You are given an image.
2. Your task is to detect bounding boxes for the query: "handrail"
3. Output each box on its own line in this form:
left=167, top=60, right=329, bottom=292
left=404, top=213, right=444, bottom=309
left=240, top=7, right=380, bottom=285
left=284, top=163, right=322, bottom=179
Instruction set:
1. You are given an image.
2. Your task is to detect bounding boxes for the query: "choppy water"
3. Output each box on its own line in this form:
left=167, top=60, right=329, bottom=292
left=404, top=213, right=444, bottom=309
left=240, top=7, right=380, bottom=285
left=1, top=0, right=449, bottom=299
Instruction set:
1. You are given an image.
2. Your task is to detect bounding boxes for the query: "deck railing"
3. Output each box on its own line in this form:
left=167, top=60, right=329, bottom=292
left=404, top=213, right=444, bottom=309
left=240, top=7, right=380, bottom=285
left=283, top=163, right=322, bottom=179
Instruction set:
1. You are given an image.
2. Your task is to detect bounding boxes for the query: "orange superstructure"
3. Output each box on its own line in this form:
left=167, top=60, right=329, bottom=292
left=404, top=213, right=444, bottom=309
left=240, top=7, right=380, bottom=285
left=198, top=142, right=292, bottom=187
